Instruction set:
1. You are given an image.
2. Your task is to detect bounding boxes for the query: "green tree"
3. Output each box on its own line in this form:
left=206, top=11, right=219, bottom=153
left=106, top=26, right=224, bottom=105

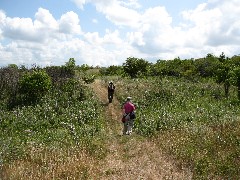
left=65, top=58, right=76, bottom=69
left=78, top=64, right=90, bottom=72
left=194, top=54, right=221, bottom=77
left=123, top=57, right=151, bottom=78
left=216, top=64, right=231, bottom=98
left=64, top=58, right=76, bottom=78
left=229, top=67, right=240, bottom=100
left=215, top=53, right=231, bottom=98
left=8, top=64, right=18, bottom=69
left=100, top=65, right=123, bottom=76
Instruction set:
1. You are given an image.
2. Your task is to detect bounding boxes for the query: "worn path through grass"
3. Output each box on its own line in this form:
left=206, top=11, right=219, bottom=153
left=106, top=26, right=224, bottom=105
left=90, top=79, right=193, bottom=179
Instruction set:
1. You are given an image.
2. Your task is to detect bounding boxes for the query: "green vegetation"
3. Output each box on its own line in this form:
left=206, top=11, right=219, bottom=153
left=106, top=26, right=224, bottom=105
left=113, top=77, right=240, bottom=179
left=102, top=52, right=240, bottom=179
left=0, top=59, right=106, bottom=179
left=1, top=53, right=240, bottom=179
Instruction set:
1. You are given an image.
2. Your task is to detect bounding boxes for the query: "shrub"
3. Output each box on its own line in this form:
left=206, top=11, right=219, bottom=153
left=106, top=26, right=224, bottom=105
left=19, top=70, right=52, bottom=105
left=82, top=75, right=95, bottom=84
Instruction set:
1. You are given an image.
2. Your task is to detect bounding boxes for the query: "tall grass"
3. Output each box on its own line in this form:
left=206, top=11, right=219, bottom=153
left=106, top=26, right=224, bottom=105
left=114, top=77, right=240, bottom=179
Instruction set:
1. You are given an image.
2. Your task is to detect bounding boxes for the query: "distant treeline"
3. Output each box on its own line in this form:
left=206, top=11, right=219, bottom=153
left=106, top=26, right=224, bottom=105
left=1, top=53, right=240, bottom=109
left=100, top=53, right=240, bottom=100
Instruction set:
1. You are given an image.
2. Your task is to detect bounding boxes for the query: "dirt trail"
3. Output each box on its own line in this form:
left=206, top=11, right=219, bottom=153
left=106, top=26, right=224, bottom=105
left=90, top=79, right=192, bottom=180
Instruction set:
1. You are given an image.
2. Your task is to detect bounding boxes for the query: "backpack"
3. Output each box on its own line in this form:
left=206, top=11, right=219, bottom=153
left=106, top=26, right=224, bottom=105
left=108, top=83, right=115, bottom=91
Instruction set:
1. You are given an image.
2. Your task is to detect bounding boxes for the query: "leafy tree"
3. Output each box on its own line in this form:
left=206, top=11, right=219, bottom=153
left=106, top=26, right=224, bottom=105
left=123, top=57, right=151, bottom=78
left=219, top=52, right=226, bottom=63
left=215, top=52, right=231, bottom=98
left=77, top=64, right=90, bottom=72
left=231, top=55, right=240, bottom=67
left=229, top=67, right=240, bottom=100
left=194, top=54, right=221, bottom=77
left=99, top=65, right=123, bottom=76
left=8, top=64, right=18, bottom=69
left=64, top=58, right=76, bottom=78
left=65, top=58, right=76, bottom=69
left=216, top=64, right=231, bottom=98
left=152, top=58, right=185, bottom=77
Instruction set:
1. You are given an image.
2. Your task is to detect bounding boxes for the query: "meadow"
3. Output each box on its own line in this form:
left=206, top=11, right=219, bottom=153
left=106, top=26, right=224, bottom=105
left=112, top=76, right=240, bottom=179
left=0, top=66, right=107, bottom=179
left=1, top=58, right=240, bottom=179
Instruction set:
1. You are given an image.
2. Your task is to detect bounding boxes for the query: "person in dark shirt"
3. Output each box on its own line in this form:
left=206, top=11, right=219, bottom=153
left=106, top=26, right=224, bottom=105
left=108, top=81, right=115, bottom=103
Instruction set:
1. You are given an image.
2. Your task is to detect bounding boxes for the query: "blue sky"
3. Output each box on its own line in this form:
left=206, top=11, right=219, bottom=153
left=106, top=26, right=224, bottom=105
left=0, top=0, right=239, bottom=67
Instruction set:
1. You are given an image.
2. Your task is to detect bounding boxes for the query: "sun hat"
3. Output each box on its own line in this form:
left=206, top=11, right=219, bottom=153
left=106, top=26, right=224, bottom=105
left=127, top=97, right=132, bottom=100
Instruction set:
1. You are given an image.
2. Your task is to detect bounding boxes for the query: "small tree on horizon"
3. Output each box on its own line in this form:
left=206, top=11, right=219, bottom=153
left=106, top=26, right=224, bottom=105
left=123, top=57, right=151, bottom=78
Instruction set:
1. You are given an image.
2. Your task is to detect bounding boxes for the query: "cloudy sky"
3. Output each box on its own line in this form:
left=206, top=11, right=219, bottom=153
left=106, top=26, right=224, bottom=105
left=0, top=0, right=239, bottom=67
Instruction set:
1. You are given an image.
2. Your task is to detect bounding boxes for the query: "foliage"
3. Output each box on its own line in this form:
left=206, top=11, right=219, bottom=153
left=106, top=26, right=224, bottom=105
left=123, top=57, right=151, bottom=78
left=229, top=67, right=240, bottom=100
left=215, top=54, right=231, bottom=98
left=99, top=65, right=123, bottom=76
left=0, top=67, right=20, bottom=101
left=82, top=74, right=96, bottom=84
left=0, top=76, right=105, bottom=166
left=65, top=58, right=76, bottom=70
left=8, top=64, right=18, bottom=69
left=152, top=58, right=183, bottom=77
left=19, top=70, right=52, bottom=104
left=194, top=54, right=221, bottom=77
left=114, top=77, right=240, bottom=179
left=45, top=65, right=74, bottom=85
left=1, top=52, right=240, bottom=179
left=77, top=64, right=91, bottom=72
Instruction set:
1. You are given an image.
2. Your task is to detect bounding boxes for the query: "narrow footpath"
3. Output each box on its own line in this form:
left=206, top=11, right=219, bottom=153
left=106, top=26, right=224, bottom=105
left=90, top=79, right=193, bottom=180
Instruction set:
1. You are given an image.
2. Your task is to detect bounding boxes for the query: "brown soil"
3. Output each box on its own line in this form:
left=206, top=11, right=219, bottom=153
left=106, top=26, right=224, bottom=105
left=90, top=79, right=193, bottom=179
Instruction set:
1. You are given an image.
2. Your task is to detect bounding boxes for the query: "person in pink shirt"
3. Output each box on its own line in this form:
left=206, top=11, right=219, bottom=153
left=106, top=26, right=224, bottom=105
left=122, top=97, right=136, bottom=135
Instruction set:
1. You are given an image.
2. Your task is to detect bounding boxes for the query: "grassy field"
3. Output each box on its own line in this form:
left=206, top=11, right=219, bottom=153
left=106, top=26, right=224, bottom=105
left=111, top=76, right=240, bottom=179
left=1, top=74, right=240, bottom=179
left=0, top=77, right=108, bottom=179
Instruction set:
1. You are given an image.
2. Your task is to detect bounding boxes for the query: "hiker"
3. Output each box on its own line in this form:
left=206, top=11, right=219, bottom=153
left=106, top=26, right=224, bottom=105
left=108, top=81, right=115, bottom=103
left=122, top=97, right=136, bottom=135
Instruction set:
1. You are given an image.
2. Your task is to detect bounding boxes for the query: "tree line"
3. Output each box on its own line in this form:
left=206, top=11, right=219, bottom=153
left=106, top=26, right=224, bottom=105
left=1, top=52, right=240, bottom=110
left=100, top=53, right=240, bottom=100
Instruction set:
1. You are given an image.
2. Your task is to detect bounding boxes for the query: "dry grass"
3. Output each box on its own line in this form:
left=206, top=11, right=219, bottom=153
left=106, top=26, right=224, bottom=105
left=1, top=146, right=100, bottom=180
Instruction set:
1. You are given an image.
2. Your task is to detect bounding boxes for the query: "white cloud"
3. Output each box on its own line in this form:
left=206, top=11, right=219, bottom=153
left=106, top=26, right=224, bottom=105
left=73, top=0, right=141, bottom=28
left=120, top=0, right=141, bottom=9
left=0, top=8, right=84, bottom=66
left=34, top=8, right=58, bottom=30
left=1, top=0, right=240, bottom=67
left=71, top=0, right=88, bottom=9
left=127, top=0, right=240, bottom=59
left=59, top=11, right=82, bottom=34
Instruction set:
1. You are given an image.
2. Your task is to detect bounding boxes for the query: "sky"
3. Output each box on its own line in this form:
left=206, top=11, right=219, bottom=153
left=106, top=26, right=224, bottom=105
left=0, top=0, right=240, bottom=67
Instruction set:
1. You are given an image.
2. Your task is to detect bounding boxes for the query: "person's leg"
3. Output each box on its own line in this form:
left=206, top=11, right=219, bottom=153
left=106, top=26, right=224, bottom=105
left=108, top=92, right=113, bottom=103
left=122, top=121, right=128, bottom=135
left=108, top=92, right=111, bottom=103
left=122, top=115, right=130, bottom=135
left=127, top=119, right=134, bottom=135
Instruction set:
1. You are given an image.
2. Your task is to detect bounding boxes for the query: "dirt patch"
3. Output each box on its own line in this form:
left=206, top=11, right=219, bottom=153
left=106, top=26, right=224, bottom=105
left=90, top=79, right=193, bottom=179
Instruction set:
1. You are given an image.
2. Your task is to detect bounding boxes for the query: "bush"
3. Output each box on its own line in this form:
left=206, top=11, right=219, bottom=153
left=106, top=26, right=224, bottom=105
left=19, top=70, right=52, bottom=105
left=82, top=75, right=96, bottom=84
